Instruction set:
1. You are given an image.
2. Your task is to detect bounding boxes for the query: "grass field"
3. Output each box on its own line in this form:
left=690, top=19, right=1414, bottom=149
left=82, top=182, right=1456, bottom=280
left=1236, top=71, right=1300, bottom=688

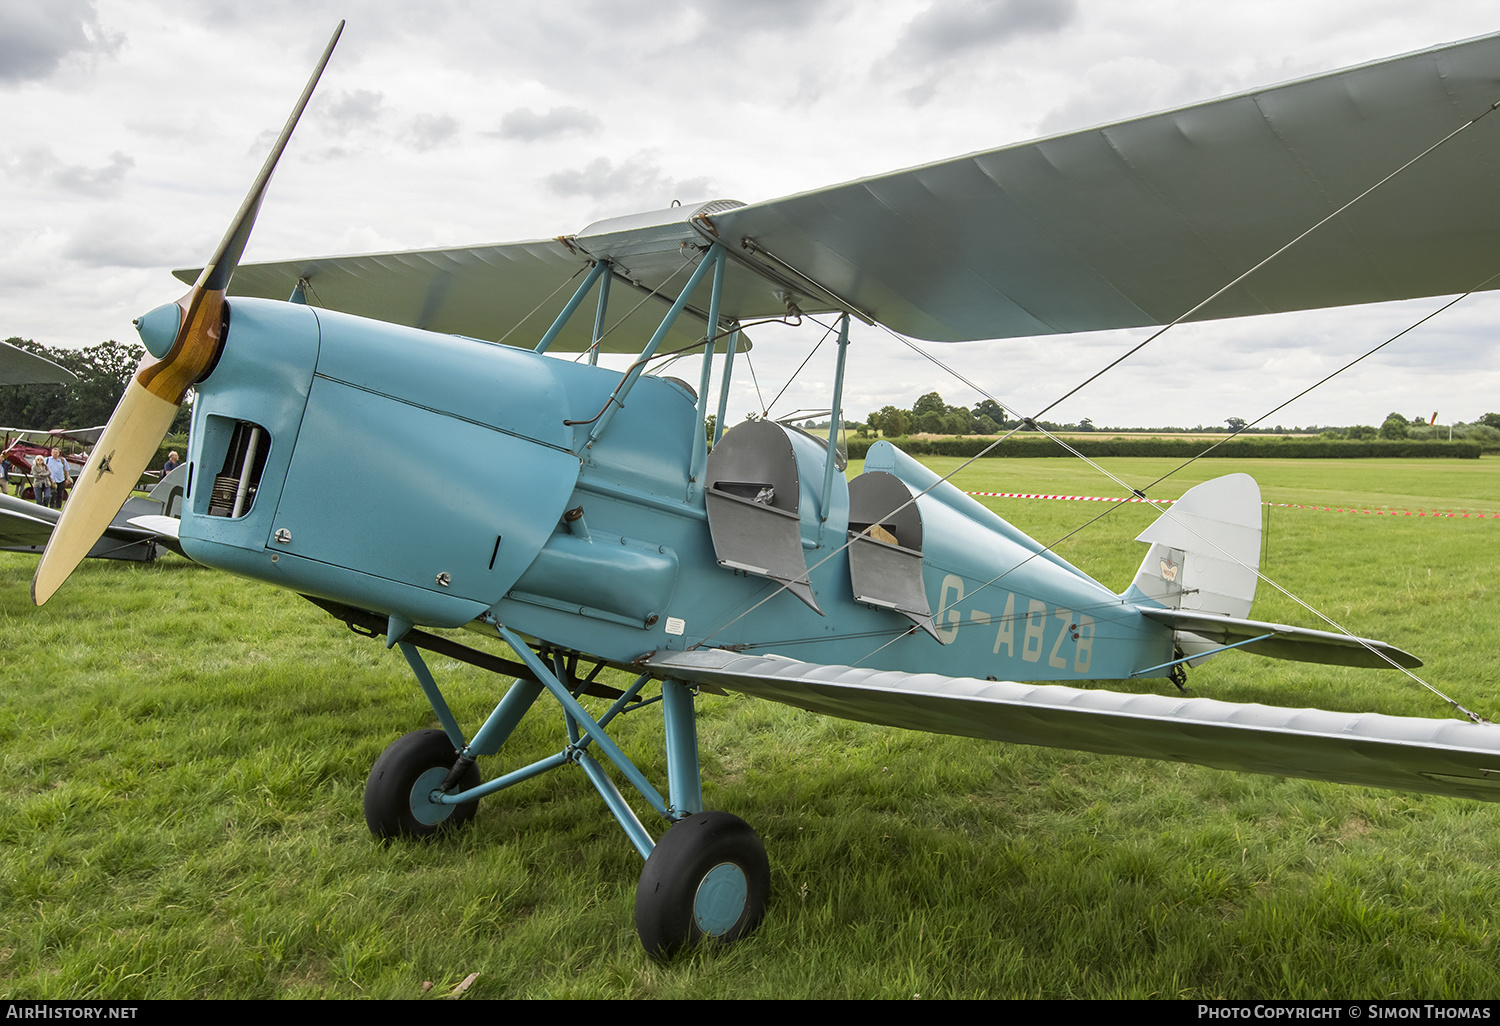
left=1, top=456, right=1497, bottom=999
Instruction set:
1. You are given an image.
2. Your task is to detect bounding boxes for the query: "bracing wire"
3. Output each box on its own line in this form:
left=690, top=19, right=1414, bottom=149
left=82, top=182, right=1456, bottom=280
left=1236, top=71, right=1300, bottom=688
left=1027, top=94, right=1500, bottom=423
left=1138, top=270, right=1500, bottom=493
left=857, top=287, right=1500, bottom=720
left=692, top=88, right=1500, bottom=717
left=743, top=350, right=767, bottom=417
left=761, top=319, right=837, bottom=419
left=494, top=266, right=586, bottom=346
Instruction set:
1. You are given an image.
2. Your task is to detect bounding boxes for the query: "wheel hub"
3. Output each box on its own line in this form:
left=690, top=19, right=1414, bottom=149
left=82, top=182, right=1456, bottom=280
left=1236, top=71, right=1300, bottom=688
left=409, top=766, right=454, bottom=826
left=693, top=862, right=748, bottom=936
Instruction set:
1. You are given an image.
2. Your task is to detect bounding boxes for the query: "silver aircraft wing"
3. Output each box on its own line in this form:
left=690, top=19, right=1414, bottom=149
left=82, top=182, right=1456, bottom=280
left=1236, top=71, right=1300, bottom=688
left=192, top=34, right=1500, bottom=347
left=647, top=650, right=1500, bottom=803
left=0, top=493, right=165, bottom=561
left=0, top=340, right=76, bottom=385
left=177, top=234, right=749, bottom=355
left=701, top=33, right=1500, bottom=340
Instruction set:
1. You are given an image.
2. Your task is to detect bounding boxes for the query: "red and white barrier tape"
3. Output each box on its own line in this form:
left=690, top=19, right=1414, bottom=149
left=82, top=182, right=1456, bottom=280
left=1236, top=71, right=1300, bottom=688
left=964, top=491, right=1500, bottom=519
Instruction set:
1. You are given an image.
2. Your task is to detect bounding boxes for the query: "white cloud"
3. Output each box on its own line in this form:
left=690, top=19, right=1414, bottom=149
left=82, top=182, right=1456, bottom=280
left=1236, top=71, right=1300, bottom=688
left=407, top=112, right=460, bottom=151
left=0, top=0, right=121, bottom=84
left=545, top=155, right=712, bottom=207
left=2, top=0, right=1497, bottom=428
left=498, top=106, right=601, bottom=142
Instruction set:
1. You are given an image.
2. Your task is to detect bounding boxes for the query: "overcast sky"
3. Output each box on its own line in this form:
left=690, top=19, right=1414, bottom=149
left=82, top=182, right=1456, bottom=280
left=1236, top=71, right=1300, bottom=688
left=3, top=0, right=1499, bottom=430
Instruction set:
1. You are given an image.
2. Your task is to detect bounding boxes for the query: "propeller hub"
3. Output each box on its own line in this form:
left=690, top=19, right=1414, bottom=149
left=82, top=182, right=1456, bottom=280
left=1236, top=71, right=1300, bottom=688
left=133, top=302, right=182, bottom=360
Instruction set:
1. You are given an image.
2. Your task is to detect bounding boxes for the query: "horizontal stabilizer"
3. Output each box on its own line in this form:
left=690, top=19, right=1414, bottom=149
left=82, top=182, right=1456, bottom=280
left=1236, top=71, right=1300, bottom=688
left=1137, top=608, right=1420, bottom=669
left=647, top=650, right=1496, bottom=802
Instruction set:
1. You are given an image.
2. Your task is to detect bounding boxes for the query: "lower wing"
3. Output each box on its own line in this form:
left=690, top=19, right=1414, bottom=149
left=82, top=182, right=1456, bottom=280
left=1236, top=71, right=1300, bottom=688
left=647, top=649, right=1500, bottom=802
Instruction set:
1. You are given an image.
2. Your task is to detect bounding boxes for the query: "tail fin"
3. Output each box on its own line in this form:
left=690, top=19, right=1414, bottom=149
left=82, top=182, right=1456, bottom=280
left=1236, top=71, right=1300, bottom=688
left=1128, top=474, right=1261, bottom=662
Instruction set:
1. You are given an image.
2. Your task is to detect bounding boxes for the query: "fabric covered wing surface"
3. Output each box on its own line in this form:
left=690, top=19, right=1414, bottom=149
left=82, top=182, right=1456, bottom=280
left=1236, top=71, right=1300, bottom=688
left=648, top=650, right=1500, bottom=802
left=183, top=34, right=1500, bottom=346
left=177, top=239, right=725, bottom=354
left=706, top=33, right=1500, bottom=341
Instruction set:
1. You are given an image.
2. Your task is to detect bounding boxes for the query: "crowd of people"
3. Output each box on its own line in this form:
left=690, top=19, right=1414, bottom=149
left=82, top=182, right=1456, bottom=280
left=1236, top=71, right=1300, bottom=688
left=0, top=447, right=74, bottom=508
left=1, top=448, right=179, bottom=508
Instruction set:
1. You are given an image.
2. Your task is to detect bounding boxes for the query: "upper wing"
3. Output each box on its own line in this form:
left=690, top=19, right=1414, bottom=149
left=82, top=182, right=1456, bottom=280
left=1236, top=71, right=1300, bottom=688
left=0, top=340, right=76, bottom=386
left=177, top=235, right=750, bottom=354
left=705, top=32, right=1500, bottom=341
left=648, top=650, right=1500, bottom=802
left=194, top=34, right=1500, bottom=347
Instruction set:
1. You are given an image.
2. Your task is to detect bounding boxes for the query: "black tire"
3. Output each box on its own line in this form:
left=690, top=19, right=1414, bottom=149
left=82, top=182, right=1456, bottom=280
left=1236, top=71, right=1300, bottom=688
left=635, top=811, right=769, bottom=959
left=364, top=729, right=481, bottom=840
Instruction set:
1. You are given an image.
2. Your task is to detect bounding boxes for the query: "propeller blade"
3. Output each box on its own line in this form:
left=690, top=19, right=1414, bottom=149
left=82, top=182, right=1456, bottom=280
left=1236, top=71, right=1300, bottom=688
left=30, top=380, right=179, bottom=605
left=198, top=20, right=343, bottom=293
left=31, top=22, right=344, bottom=605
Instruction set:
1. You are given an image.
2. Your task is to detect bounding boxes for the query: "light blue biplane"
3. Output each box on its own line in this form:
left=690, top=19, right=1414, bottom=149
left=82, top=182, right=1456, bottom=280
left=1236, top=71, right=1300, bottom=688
left=32, top=24, right=1500, bottom=956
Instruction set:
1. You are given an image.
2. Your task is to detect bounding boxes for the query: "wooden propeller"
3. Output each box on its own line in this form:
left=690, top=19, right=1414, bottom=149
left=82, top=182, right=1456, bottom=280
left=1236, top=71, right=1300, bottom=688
left=32, top=22, right=344, bottom=606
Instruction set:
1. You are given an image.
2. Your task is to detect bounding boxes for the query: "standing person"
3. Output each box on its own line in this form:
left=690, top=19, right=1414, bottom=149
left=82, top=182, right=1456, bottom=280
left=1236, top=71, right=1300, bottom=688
left=0, top=453, right=10, bottom=496
left=59, top=452, right=73, bottom=505
left=32, top=456, right=50, bottom=508
left=162, top=451, right=180, bottom=476
left=45, top=448, right=67, bottom=508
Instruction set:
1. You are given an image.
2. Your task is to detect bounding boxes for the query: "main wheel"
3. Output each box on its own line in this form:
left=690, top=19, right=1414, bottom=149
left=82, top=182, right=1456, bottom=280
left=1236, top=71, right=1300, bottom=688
left=635, top=811, right=769, bottom=959
left=364, top=729, right=481, bottom=840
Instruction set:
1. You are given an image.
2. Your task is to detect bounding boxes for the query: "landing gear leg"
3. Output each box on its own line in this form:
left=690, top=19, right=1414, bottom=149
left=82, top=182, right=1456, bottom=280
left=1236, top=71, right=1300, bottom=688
left=346, top=614, right=774, bottom=956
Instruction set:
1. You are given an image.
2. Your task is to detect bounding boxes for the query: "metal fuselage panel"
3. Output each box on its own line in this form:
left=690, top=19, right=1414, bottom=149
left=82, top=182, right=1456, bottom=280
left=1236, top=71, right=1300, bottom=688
left=182, top=300, right=578, bottom=627
left=180, top=298, right=1170, bottom=679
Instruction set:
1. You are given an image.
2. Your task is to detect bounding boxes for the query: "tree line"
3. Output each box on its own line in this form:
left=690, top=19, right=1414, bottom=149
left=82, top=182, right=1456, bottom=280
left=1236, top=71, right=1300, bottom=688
left=0, top=337, right=192, bottom=435
left=859, top=392, right=1500, bottom=442
left=863, top=393, right=1045, bottom=437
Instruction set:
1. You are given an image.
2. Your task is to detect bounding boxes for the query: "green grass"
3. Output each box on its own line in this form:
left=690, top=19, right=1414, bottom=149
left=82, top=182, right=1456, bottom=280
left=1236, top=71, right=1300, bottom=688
left=1, top=457, right=1498, bottom=998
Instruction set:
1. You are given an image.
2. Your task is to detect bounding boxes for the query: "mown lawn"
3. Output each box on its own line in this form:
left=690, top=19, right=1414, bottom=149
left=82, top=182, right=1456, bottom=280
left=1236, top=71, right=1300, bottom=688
left=1, top=456, right=1496, bottom=998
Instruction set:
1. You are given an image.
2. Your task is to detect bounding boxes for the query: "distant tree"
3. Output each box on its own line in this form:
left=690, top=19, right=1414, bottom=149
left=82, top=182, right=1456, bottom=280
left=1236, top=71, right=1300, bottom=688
left=704, top=414, right=716, bottom=444
left=974, top=398, right=1007, bottom=426
left=1346, top=424, right=1378, bottom=440
left=975, top=414, right=999, bottom=434
left=1225, top=416, right=1248, bottom=432
left=1379, top=415, right=1408, bottom=440
left=1479, top=412, right=1500, bottom=429
left=1078, top=417, right=1094, bottom=432
left=876, top=406, right=909, bottom=437
left=917, top=410, right=946, bottom=434
left=912, top=392, right=947, bottom=420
